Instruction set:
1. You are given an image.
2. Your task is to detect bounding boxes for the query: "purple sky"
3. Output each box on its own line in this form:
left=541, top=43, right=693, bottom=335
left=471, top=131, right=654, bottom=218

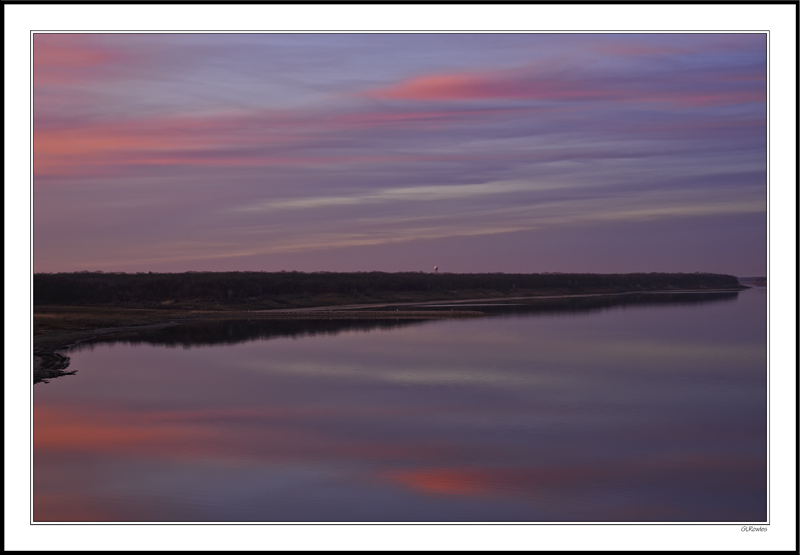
left=33, top=33, right=767, bottom=275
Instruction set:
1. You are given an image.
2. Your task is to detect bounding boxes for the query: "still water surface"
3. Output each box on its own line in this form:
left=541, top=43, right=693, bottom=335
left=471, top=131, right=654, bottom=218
left=34, top=290, right=766, bottom=522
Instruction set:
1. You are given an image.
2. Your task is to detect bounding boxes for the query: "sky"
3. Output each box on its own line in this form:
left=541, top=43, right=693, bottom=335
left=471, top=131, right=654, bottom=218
left=33, top=33, right=767, bottom=276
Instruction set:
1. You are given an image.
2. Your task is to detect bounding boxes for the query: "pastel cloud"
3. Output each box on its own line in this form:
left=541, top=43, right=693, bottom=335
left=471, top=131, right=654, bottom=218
left=34, top=103, right=533, bottom=179
left=33, top=34, right=129, bottom=85
left=367, top=62, right=765, bottom=107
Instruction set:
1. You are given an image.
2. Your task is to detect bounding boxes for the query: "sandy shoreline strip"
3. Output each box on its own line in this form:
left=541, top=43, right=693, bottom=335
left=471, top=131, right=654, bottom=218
left=255, top=288, right=745, bottom=313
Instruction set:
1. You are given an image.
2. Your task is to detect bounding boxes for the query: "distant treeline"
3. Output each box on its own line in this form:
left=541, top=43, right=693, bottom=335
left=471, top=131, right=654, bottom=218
left=33, top=271, right=743, bottom=307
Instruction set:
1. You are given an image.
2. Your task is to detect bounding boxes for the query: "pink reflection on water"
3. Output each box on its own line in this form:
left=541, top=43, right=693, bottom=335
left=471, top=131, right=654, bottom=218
left=380, top=454, right=765, bottom=501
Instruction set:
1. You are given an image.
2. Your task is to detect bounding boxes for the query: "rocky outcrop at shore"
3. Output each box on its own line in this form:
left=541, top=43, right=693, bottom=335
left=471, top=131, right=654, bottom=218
left=33, top=350, right=75, bottom=384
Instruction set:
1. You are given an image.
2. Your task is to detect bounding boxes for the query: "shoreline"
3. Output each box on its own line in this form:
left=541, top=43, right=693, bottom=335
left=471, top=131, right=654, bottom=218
left=32, top=287, right=746, bottom=384
left=32, top=309, right=485, bottom=383
left=256, top=287, right=747, bottom=312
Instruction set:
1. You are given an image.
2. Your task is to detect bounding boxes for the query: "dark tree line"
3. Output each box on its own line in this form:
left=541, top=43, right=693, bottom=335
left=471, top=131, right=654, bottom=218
left=33, top=271, right=743, bottom=307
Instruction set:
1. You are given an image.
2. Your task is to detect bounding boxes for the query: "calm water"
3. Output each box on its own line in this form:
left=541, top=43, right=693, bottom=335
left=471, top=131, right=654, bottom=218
left=33, top=290, right=767, bottom=522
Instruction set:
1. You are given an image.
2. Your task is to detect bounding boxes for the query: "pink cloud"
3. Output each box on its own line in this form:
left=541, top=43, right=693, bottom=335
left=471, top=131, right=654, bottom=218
left=34, top=34, right=133, bottom=86
left=365, top=64, right=764, bottom=108
left=366, top=69, right=580, bottom=102
left=33, top=103, right=506, bottom=178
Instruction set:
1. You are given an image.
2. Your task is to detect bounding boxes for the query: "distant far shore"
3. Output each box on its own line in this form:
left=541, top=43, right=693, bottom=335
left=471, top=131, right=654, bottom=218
left=34, top=270, right=746, bottom=310
left=33, top=277, right=747, bottom=384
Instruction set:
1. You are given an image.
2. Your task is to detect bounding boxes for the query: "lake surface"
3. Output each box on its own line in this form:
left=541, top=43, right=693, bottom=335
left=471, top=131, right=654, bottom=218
left=33, top=290, right=767, bottom=522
